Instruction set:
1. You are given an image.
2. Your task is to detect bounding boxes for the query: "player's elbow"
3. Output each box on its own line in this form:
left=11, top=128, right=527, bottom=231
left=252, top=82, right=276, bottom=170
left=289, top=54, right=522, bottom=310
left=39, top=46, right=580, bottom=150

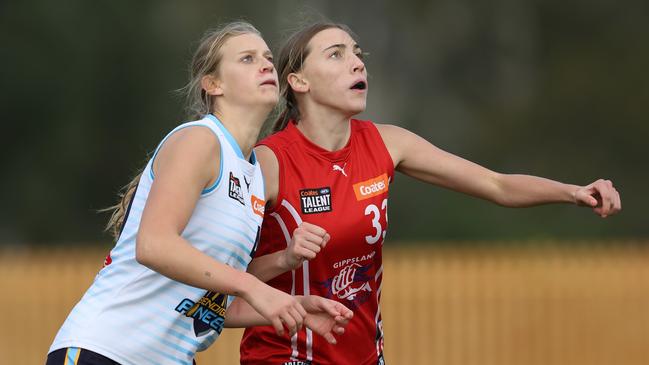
left=484, top=173, right=514, bottom=207
left=487, top=173, right=531, bottom=208
left=135, top=230, right=157, bottom=267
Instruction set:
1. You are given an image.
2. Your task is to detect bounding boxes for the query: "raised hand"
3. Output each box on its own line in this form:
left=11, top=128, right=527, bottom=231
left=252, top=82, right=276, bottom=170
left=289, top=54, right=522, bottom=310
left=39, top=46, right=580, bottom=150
left=283, top=222, right=331, bottom=270
left=574, top=179, right=621, bottom=218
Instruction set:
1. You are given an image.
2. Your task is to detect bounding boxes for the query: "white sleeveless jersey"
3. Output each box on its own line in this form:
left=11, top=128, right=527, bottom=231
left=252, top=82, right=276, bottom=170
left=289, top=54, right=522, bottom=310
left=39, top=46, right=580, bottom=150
left=50, top=115, right=266, bottom=365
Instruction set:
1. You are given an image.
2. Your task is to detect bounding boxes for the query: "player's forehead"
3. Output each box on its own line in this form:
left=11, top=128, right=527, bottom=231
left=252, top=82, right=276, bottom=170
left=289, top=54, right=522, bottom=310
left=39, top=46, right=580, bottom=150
left=309, top=28, right=357, bottom=52
left=221, top=33, right=270, bottom=56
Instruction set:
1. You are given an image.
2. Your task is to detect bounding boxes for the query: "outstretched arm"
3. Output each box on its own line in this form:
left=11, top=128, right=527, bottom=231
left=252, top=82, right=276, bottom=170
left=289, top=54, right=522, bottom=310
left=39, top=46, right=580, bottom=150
left=376, top=124, right=621, bottom=217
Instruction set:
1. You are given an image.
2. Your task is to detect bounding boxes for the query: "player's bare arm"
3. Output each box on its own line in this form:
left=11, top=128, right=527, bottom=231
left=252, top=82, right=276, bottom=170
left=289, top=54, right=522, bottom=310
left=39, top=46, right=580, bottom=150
left=136, top=127, right=306, bottom=336
left=376, top=123, right=621, bottom=217
left=225, top=295, right=353, bottom=344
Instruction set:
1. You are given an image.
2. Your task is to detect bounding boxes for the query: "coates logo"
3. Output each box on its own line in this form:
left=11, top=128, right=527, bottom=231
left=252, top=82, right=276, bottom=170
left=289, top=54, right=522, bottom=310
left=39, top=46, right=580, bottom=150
left=353, top=173, right=388, bottom=201
left=320, top=263, right=373, bottom=306
left=250, top=195, right=265, bottom=218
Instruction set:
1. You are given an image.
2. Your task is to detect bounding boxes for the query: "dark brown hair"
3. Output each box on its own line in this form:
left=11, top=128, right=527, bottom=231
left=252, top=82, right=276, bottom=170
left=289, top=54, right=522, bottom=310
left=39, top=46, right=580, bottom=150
left=273, top=22, right=356, bottom=132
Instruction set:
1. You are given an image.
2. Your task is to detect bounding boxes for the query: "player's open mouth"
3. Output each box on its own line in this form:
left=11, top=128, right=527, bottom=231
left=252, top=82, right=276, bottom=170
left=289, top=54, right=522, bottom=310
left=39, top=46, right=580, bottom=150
left=350, top=80, right=367, bottom=90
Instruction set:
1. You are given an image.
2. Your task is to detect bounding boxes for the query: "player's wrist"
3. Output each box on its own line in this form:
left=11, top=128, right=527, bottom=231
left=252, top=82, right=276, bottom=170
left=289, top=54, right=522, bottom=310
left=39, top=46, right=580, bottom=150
left=237, top=272, right=261, bottom=301
left=568, top=184, right=581, bottom=205
left=277, top=249, right=290, bottom=271
left=279, top=249, right=299, bottom=271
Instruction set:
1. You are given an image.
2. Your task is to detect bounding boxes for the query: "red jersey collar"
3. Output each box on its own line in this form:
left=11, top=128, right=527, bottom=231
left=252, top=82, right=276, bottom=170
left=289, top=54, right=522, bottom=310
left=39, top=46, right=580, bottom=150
left=286, top=120, right=354, bottom=162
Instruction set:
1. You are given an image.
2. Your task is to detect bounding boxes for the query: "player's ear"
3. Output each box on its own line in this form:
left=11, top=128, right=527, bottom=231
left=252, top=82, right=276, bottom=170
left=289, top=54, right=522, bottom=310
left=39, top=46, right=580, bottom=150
left=287, top=72, right=309, bottom=94
left=202, top=74, right=224, bottom=96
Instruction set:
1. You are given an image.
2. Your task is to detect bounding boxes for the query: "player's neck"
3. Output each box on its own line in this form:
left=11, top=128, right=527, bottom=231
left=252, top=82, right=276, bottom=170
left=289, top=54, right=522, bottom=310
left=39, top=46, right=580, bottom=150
left=297, top=106, right=353, bottom=152
left=213, top=104, right=268, bottom=160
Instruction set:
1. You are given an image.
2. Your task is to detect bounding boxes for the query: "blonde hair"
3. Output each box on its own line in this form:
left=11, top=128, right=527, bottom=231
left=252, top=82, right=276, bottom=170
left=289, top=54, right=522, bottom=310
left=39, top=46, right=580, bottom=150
left=104, top=21, right=262, bottom=240
left=184, top=21, right=262, bottom=119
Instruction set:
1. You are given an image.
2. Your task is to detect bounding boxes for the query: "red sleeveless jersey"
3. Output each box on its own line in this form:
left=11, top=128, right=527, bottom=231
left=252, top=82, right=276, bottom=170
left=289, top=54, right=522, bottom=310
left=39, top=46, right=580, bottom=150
left=240, top=120, right=393, bottom=365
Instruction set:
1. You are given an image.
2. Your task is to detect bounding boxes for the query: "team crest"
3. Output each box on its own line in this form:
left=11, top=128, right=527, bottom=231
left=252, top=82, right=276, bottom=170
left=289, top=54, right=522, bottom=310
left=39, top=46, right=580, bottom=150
left=175, top=291, right=228, bottom=337
left=299, top=187, right=332, bottom=214
left=318, top=262, right=373, bottom=310
left=228, top=172, right=245, bottom=205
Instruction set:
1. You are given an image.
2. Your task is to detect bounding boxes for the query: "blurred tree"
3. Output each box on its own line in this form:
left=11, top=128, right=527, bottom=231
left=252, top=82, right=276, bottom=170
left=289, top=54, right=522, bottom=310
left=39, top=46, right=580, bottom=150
left=1, top=0, right=646, bottom=244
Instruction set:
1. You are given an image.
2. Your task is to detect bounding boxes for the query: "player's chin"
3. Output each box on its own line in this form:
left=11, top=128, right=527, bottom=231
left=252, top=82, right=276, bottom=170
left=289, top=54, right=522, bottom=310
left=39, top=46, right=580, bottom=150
left=257, top=94, right=279, bottom=108
left=345, top=101, right=366, bottom=116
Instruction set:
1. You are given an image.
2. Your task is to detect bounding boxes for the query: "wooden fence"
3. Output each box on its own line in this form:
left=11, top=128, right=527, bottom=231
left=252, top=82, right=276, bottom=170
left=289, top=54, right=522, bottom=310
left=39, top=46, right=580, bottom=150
left=1, top=243, right=647, bottom=365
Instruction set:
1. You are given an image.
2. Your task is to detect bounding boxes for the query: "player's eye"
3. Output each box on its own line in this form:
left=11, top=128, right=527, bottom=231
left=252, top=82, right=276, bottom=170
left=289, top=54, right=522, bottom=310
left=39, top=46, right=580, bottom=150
left=329, top=50, right=342, bottom=59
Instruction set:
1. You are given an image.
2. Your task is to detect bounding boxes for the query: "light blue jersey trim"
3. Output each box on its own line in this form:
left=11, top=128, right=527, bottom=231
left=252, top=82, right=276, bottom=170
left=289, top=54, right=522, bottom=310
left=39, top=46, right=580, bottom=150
left=205, top=114, right=245, bottom=160
left=65, top=347, right=80, bottom=364
left=255, top=153, right=264, bottom=196
left=202, top=138, right=222, bottom=194
left=148, top=123, right=223, bottom=195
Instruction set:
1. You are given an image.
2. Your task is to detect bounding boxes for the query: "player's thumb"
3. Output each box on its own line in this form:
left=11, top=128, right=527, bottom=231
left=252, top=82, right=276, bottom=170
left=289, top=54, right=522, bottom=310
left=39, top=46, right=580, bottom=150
left=577, top=188, right=599, bottom=207
left=321, top=233, right=331, bottom=248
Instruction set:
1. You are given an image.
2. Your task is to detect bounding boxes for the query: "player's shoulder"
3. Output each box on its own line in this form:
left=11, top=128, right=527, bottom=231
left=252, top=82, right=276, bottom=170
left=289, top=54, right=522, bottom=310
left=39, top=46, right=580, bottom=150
left=351, top=118, right=400, bottom=135
left=350, top=118, right=375, bottom=130
left=257, top=124, right=301, bottom=154
left=352, top=119, right=402, bottom=143
left=161, top=122, right=221, bottom=156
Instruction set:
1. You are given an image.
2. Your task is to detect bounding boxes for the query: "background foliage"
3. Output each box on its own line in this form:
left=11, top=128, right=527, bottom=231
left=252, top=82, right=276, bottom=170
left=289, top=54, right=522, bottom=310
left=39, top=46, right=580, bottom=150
left=1, top=0, right=646, bottom=244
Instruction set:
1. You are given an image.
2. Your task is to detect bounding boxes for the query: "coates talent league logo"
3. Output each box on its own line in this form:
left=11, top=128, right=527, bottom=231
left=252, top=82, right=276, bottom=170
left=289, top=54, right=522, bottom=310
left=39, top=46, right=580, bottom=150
left=299, top=187, right=332, bottom=214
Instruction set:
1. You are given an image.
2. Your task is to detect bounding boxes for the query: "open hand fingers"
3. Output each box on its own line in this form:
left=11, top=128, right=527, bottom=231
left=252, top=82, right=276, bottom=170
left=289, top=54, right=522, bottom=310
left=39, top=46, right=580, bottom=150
left=328, top=301, right=353, bottom=319
left=287, top=307, right=304, bottom=334
left=333, top=324, right=346, bottom=335
left=280, top=311, right=298, bottom=337
left=271, top=317, right=284, bottom=336
left=323, top=332, right=337, bottom=344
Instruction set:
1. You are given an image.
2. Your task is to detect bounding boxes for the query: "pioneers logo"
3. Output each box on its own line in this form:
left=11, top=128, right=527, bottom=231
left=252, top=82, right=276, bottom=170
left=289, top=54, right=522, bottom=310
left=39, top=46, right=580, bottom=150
left=353, top=173, right=388, bottom=201
left=175, top=291, right=228, bottom=337
left=228, top=172, right=245, bottom=205
left=251, top=195, right=265, bottom=218
left=299, top=187, right=332, bottom=214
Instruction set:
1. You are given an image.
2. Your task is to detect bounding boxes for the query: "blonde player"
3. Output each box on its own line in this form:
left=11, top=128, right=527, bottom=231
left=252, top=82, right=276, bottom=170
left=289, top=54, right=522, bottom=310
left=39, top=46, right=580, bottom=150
left=47, top=21, right=351, bottom=365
